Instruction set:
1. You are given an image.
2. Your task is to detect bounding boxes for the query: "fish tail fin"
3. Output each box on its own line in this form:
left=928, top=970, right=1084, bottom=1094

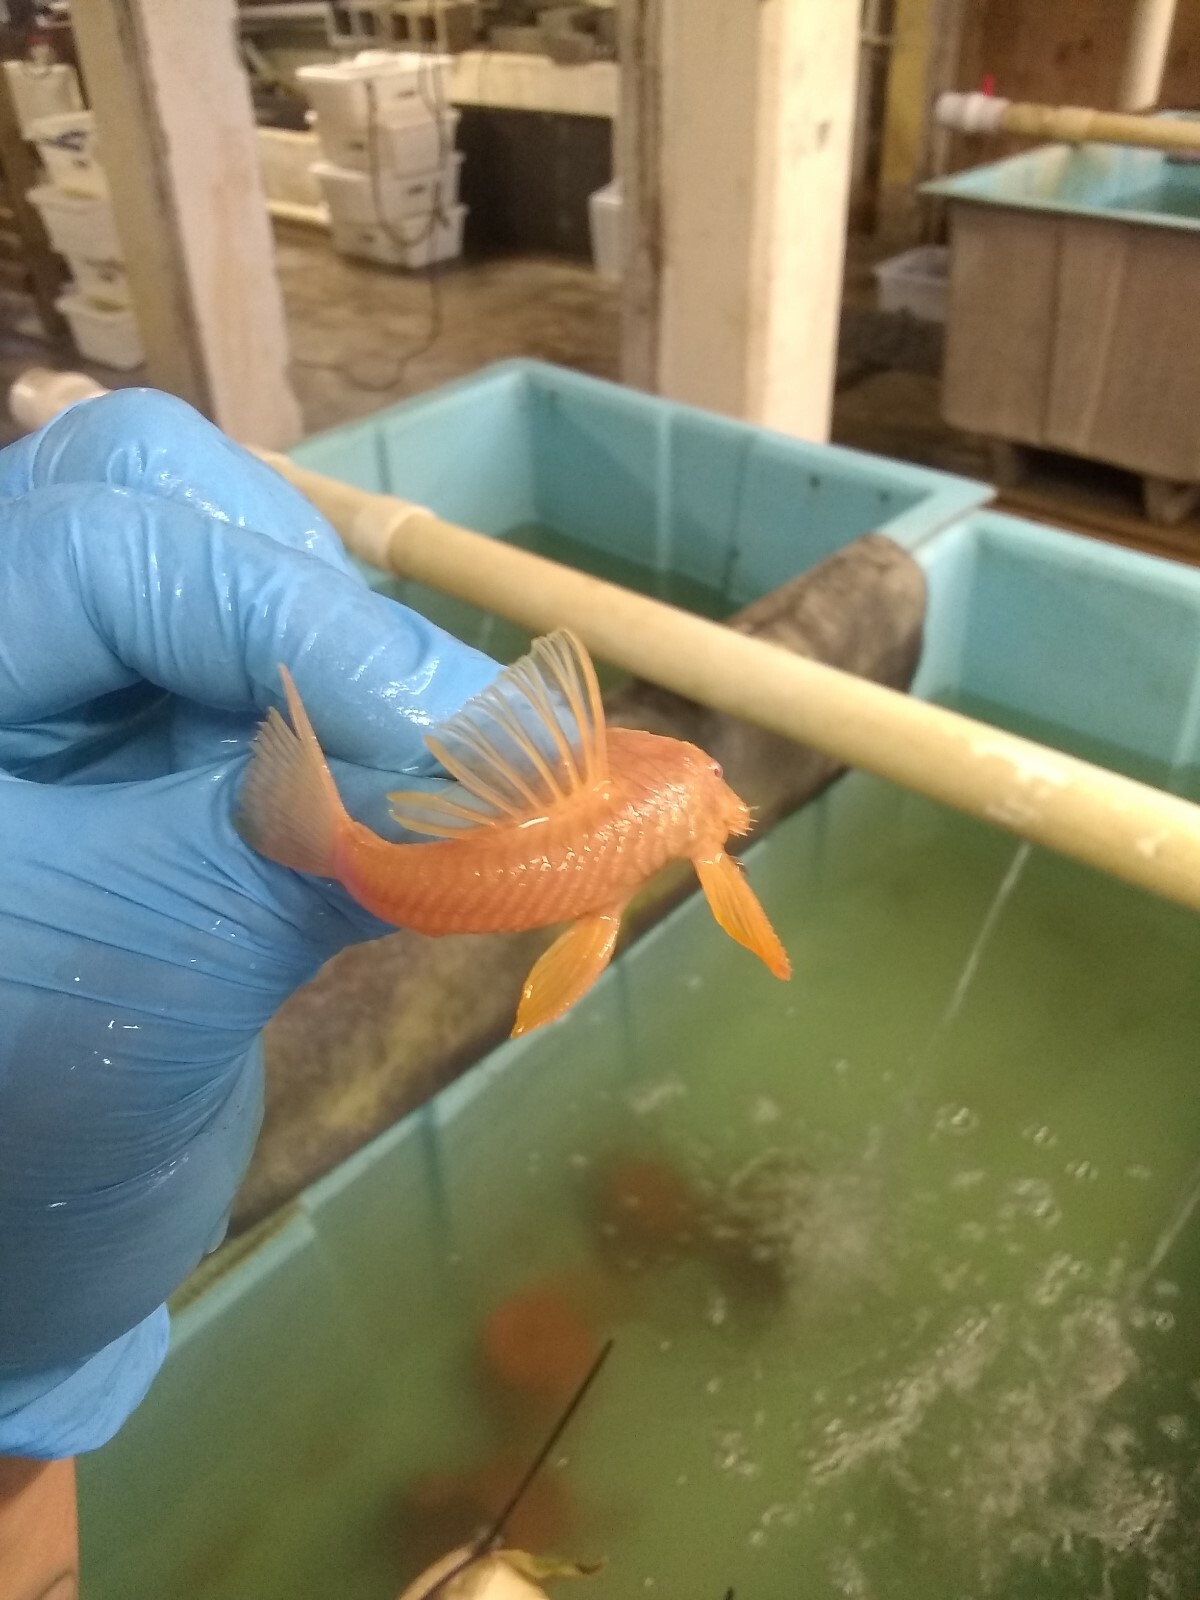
left=237, top=665, right=348, bottom=878
left=694, top=854, right=791, bottom=980
left=512, top=911, right=622, bottom=1037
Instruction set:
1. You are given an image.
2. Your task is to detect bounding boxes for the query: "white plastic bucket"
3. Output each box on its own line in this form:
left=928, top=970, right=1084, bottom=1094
left=329, top=202, right=467, bottom=269
left=56, top=291, right=144, bottom=371
left=27, top=110, right=107, bottom=198
left=297, top=51, right=451, bottom=131
left=314, top=108, right=459, bottom=177
left=64, top=254, right=131, bottom=309
left=27, top=184, right=122, bottom=262
left=588, top=179, right=622, bottom=280
left=311, top=152, right=463, bottom=225
left=873, top=246, right=949, bottom=324
left=2, top=60, right=83, bottom=140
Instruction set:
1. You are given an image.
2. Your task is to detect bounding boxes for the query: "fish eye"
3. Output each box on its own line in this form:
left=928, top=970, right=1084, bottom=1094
left=711, top=760, right=723, bottom=779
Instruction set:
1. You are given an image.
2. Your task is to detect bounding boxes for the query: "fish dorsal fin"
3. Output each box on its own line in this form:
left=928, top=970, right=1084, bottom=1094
left=389, top=629, right=608, bottom=835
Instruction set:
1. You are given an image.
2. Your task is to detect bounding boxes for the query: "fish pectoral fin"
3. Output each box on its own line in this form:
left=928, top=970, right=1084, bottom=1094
left=512, top=912, right=622, bottom=1038
left=694, top=854, right=791, bottom=980
left=426, top=630, right=610, bottom=826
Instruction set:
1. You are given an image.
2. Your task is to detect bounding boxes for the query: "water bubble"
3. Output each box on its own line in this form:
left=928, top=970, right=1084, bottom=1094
left=705, top=1292, right=729, bottom=1328
left=627, top=1077, right=687, bottom=1116
left=1065, top=1159, right=1099, bottom=1183
left=934, top=1103, right=980, bottom=1137
left=1022, top=1123, right=1058, bottom=1149
left=950, top=1168, right=986, bottom=1191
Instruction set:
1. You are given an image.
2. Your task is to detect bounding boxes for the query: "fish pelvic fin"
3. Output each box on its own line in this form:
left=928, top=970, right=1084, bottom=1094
left=236, top=665, right=347, bottom=878
left=390, top=629, right=609, bottom=836
left=512, top=910, right=623, bottom=1037
left=694, top=853, right=791, bottom=980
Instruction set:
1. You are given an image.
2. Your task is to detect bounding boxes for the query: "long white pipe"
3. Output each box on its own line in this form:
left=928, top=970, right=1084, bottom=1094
left=12, top=366, right=1200, bottom=919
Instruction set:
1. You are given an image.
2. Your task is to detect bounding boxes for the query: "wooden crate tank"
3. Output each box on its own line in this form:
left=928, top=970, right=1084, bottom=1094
left=925, top=128, right=1200, bottom=524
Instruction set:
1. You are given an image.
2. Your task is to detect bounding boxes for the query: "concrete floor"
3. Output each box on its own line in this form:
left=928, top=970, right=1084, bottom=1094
left=5, top=223, right=1194, bottom=561
left=0, top=230, right=620, bottom=448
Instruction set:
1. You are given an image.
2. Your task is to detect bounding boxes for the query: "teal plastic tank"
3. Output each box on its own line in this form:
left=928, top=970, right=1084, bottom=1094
left=76, top=373, right=1200, bottom=1598
left=290, top=359, right=990, bottom=649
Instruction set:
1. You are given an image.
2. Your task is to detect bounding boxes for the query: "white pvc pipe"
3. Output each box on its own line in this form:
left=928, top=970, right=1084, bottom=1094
left=1119, top=0, right=1177, bottom=112
left=8, top=368, right=108, bottom=434
left=16, top=365, right=1200, bottom=919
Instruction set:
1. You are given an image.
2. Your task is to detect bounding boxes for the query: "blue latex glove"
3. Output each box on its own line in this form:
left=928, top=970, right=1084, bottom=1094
left=0, top=389, right=498, bottom=1460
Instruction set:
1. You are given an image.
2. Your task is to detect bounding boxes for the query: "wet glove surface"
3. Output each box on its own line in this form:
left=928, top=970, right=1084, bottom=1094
left=0, top=390, right=498, bottom=1459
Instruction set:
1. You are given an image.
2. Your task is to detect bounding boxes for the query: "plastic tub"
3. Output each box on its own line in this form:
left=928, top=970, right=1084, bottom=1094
left=26, top=109, right=106, bottom=197
left=55, top=291, right=143, bottom=370
left=257, top=126, right=323, bottom=209
left=314, top=107, right=460, bottom=175
left=296, top=49, right=452, bottom=130
left=25, top=183, right=121, bottom=262
left=287, top=360, right=990, bottom=607
left=63, top=253, right=130, bottom=309
left=873, top=244, right=948, bottom=323
left=924, top=134, right=1200, bottom=485
left=76, top=496, right=1200, bottom=1599
left=312, top=151, right=464, bottom=224
left=588, top=177, right=622, bottom=280
left=330, top=201, right=467, bottom=268
left=2, top=59, right=82, bottom=139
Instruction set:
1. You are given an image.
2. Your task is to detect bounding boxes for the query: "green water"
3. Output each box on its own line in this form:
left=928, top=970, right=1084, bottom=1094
left=82, top=696, right=1200, bottom=1599
left=1105, top=174, right=1200, bottom=223
left=376, top=522, right=737, bottom=689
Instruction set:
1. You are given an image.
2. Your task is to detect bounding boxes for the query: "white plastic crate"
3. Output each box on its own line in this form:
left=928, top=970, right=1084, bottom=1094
left=311, top=152, right=463, bottom=225
left=297, top=50, right=452, bottom=131
left=26, top=184, right=122, bottom=262
left=257, top=127, right=324, bottom=209
left=64, top=253, right=130, bottom=310
left=873, top=245, right=949, bottom=324
left=56, top=291, right=143, bottom=370
left=27, top=110, right=107, bottom=198
left=330, top=202, right=466, bottom=269
left=3, top=60, right=83, bottom=140
left=314, top=108, right=459, bottom=176
left=588, top=178, right=622, bottom=280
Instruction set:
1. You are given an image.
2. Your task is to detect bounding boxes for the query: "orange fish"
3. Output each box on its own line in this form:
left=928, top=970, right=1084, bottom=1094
left=238, top=629, right=790, bottom=1036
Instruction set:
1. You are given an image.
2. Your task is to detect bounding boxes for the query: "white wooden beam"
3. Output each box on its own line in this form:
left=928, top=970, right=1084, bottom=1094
left=71, top=0, right=303, bottom=448
left=618, top=0, right=858, bottom=442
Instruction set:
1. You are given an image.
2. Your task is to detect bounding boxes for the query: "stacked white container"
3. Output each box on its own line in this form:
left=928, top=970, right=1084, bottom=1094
left=23, top=102, right=144, bottom=370
left=299, top=51, right=467, bottom=270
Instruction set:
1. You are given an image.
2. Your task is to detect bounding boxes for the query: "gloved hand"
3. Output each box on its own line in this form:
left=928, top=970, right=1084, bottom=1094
left=0, top=389, right=498, bottom=1460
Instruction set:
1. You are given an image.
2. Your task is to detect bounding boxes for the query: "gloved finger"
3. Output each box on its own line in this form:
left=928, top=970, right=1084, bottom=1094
left=0, top=387, right=354, bottom=574
left=1, top=683, right=169, bottom=781
left=0, top=1306, right=168, bottom=1459
left=0, top=482, right=498, bottom=775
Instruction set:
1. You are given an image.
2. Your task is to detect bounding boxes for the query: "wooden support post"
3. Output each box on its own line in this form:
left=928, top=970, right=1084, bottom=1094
left=1118, top=0, right=1178, bottom=111
left=618, top=0, right=858, bottom=443
left=876, top=0, right=967, bottom=244
left=70, top=0, right=302, bottom=448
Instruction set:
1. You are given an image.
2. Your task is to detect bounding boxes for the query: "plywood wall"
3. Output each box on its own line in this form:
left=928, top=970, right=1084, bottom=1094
left=959, top=0, right=1200, bottom=110
left=916, top=0, right=1200, bottom=185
